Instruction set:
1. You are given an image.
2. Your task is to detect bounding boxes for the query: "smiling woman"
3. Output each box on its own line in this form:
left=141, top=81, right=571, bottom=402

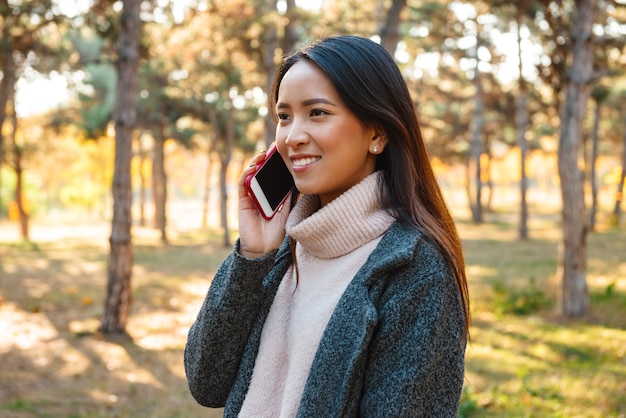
left=184, top=35, right=470, bottom=417
left=274, top=60, right=384, bottom=206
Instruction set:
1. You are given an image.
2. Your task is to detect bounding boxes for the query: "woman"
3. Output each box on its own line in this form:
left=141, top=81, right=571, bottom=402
left=185, top=35, right=470, bottom=417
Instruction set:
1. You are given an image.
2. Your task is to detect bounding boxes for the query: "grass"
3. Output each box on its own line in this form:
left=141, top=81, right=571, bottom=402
left=1, top=218, right=625, bottom=417
left=458, top=221, right=626, bottom=418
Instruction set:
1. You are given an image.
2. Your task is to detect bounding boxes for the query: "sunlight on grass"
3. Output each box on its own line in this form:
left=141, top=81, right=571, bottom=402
left=1, top=219, right=624, bottom=417
left=466, top=264, right=499, bottom=278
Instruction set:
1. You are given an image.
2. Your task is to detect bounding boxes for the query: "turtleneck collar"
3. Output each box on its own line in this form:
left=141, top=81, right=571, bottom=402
left=285, top=171, right=395, bottom=259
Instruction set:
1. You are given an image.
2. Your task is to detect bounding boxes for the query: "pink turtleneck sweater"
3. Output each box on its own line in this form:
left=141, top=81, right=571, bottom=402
left=239, top=172, right=394, bottom=417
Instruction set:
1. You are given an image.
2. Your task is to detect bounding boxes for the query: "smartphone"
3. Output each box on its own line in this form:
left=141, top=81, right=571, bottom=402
left=245, top=143, right=295, bottom=220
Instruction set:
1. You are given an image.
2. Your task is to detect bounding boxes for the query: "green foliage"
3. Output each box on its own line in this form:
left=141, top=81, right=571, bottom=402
left=59, top=180, right=101, bottom=209
left=5, top=399, right=38, bottom=412
left=0, top=167, right=47, bottom=218
left=592, top=281, right=617, bottom=302
left=0, top=167, right=11, bottom=217
left=492, top=277, right=551, bottom=315
left=458, top=387, right=480, bottom=417
left=78, top=62, right=117, bottom=138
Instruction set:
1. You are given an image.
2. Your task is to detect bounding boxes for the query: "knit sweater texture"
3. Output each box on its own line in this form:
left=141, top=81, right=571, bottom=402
left=184, top=172, right=467, bottom=417
left=240, top=173, right=394, bottom=416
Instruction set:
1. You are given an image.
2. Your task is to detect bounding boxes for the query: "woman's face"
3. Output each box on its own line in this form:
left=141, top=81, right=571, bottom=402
left=275, top=61, right=386, bottom=207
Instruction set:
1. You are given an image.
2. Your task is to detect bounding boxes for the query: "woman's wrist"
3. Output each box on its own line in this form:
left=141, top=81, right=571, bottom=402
left=239, top=248, right=268, bottom=259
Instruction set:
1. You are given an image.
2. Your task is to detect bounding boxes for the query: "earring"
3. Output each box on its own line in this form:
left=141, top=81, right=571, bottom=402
left=372, top=145, right=379, bottom=153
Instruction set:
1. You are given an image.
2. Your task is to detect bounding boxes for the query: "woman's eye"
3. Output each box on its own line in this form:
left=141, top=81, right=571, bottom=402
left=277, top=112, right=290, bottom=121
left=310, top=109, right=328, bottom=117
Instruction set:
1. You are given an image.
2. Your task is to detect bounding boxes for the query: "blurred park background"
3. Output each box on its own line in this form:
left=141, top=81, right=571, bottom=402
left=1, top=0, right=625, bottom=416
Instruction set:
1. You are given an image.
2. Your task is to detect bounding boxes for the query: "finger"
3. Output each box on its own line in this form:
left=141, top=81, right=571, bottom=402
left=239, top=151, right=267, bottom=184
left=238, top=150, right=268, bottom=199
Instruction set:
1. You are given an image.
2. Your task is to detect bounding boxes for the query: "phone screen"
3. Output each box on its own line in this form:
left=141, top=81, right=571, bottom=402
left=255, top=150, right=294, bottom=211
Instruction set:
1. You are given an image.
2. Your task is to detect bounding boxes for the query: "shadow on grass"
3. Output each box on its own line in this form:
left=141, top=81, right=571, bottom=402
left=459, top=223, right=626, bottom=417
left=0, top=237, right=227, bottom=417
left=1, top=221, right=625, bottom=418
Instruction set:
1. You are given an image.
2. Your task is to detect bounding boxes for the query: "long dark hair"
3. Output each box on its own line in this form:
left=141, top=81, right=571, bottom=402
left=271, top=35, right=470, bottom=338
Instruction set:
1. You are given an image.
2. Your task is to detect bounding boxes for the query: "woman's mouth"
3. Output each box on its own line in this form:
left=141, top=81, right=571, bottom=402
left=292, top=156, right=321, bottom=167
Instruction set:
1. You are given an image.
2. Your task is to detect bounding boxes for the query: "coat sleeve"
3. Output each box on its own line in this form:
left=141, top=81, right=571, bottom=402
left=183, top=240, right=277, bottom=408
left=361, top=244, right=467, bottom=417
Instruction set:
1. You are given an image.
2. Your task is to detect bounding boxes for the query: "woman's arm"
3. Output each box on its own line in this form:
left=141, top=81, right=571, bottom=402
left=184, top=242, right=277, bottom=407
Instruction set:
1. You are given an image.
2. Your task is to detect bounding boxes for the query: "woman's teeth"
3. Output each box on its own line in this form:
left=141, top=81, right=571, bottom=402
left=292, top=157, right=320, bottom=167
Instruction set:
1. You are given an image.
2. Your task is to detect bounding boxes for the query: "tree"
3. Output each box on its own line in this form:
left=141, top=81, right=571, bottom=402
left=511, top=0, right=540, bottom=240
left=101, top=0, right=141, bottom=335
left=587, top=85, right=610, bottom=232
left=379, top=0, right=407, bottom=55
left=556, top=0, right=597, bottom=318
left=467, top=20, right=486, bottom=224
left=611, top=98, right=626, bottom=226
left=0, top=0, right=67, bottom=235
left=163, top=1, right=274, bottom=245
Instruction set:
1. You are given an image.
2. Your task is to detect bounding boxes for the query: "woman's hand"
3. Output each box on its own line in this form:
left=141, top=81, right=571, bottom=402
left=238, top=150, right=292, bottom=259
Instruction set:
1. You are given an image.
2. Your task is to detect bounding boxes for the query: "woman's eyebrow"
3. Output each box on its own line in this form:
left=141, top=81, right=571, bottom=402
left=276, top=98, right=337, bottom=109
left=302, top=98, right=337, bottom=107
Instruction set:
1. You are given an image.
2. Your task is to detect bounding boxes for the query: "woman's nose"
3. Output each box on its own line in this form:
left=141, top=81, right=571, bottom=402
left=285, top=120, right=310, bottom=147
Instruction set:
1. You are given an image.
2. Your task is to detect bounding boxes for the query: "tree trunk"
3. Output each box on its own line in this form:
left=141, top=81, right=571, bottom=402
left=282, top=0, right=298, bottom=55
left=14, top=163, right=28, bottom=239
left=379, top=0, right=407, bottom=56
left=152, top=125, right=167, bottom=243
left=556, top=0, right=596, bottom=318
left=0, top=50, right=15, bottom=220
left=483, top=150, right=494, bottom=213
left=101, top=0, right=140, bottom=336
left=262, top=0, right=278, bottom=148
left=468, top=29, right=484, bottom=224
left=612, top=111, right=626, bottom=226
left=10, top=117, right=29, bottom=240
left=219, top=103, right=235, bottom=247
left=202, top=149, right=212, bottom=229
left=588, top=97, right=601, bottom=232
left=2, top=55, right=29, bottom=240
left=516, top=17, right=530, bottom=240
left=218, top=155, right=230, bottom=247
left=137, top=133, right=147, bottom=227
left=516, top=93, right=530, bottom=239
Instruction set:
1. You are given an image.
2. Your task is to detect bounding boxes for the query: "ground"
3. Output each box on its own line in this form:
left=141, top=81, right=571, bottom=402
left=1, top=216, right=625, bottom=417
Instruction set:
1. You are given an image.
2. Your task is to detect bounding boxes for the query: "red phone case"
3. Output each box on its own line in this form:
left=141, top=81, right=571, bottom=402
left=244, top=143, right=291, bottom=220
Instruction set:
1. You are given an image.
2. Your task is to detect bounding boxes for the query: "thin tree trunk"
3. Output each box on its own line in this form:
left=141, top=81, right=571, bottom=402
left=262, top=0, right=278, bottom=148
left=137, top=133, right=147, bottom=227
left=208, top=105, right=233, bottom=248
left=219, top=103, right=235, bottom=247
left=2, top=56, right=29, bottom=240
left=589, top=98, right=601, bottom=232
left=101, top=0, right=140, bottom=336
left=379, top=0, right=407, bottom=55
left=282, top=0, right=298, bottom=55
left=10, top=114, right=28, bottom=240
left=468, top=29, right=484, bottom=224
left=516, top=17, right=530, bottom=240
left=483, top=150, right=494, bottom=213
left=612, top=111, right=626, bottom=225
left=202, top=150, right=212, bottom=229
left=218, top=157, right=230, bottom=247
left=556, top=0, right=596, bottom=318
left=152, top=125, right=167, bottom=243
left=0, top=51, right=15, bottom=220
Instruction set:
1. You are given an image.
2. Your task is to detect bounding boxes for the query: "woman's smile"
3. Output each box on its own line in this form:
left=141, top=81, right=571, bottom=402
left=290, top=155, right=321, bottom=168
left=275, top=61, right=385, bottom=206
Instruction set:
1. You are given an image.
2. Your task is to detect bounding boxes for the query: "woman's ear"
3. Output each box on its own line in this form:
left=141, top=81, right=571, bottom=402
left=370, top=125, right=388, bottom=154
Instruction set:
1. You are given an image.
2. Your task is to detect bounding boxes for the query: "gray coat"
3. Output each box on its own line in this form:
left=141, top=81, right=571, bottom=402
left=184, top=222, right=467, bottom=417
